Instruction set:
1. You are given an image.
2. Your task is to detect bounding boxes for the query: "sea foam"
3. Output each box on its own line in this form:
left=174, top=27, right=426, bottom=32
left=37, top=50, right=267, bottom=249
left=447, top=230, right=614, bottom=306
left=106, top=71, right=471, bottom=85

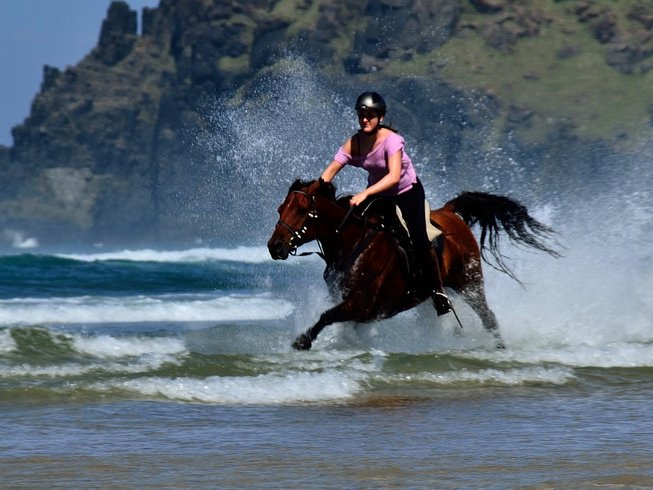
left=0, top=294, right=294, bottom=326
left=96, top=370, right=362, bottom=404
left=400, top=365, right=575, bottom=386
left=72, top=334, right=187, bottom=358
left=57, top=246, right=273, bottom=264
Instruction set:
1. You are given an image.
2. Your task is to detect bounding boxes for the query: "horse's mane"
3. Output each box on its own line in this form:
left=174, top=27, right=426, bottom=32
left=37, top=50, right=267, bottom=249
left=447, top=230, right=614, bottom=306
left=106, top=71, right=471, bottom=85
left=289, top=178, right=337, bottom=200
left=289, top=179, right=312, bottom=192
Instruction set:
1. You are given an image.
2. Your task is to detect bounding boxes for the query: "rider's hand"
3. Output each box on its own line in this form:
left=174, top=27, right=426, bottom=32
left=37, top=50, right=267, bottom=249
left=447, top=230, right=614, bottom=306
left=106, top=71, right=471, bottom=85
left=350, top=191, right=369, bottom=207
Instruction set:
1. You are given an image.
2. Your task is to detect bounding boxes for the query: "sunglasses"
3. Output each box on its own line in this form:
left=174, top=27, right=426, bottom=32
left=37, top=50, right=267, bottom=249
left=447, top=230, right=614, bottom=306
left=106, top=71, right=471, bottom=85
left=357, top=110, right=379, bottom=120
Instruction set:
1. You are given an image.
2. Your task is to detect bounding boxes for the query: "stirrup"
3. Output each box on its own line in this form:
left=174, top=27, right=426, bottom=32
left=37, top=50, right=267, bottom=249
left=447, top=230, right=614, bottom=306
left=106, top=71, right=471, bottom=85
left=432, top=292, right=452, bottom=316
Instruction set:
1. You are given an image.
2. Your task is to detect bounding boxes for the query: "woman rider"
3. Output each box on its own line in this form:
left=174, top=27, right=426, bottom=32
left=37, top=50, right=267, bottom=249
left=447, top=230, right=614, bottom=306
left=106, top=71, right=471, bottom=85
left=320, top=91, right=452, bottom=316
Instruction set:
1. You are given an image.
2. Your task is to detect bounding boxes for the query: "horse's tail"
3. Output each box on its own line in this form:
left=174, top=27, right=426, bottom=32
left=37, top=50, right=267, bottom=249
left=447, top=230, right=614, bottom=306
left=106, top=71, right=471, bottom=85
left=444, top=191, right=562, bottom=282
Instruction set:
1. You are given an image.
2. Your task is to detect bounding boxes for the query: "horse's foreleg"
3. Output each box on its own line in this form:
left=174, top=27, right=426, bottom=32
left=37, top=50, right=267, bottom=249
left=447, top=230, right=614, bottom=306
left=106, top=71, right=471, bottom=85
left=459, top=284, right=505, bottom=349
left=292, top=302, right=356, bottom=351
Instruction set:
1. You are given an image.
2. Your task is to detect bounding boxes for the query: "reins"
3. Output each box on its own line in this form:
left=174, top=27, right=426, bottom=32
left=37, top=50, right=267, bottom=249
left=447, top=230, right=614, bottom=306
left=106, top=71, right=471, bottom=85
left=278, top=188, right=374, bottom=260
left=277, top=184, right=392, bottom=264
left=336, top=197, right=382, bottom=234
left=335, top=206, right=356, bottom=235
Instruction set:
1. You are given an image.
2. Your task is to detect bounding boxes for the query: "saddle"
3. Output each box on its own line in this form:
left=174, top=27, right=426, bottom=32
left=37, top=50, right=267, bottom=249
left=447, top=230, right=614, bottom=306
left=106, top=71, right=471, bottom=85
left=395, top=200, right=443, bottom=242
left=348, top=197, right=445, bottom=286
left=357, top=198, right=442, bottom=243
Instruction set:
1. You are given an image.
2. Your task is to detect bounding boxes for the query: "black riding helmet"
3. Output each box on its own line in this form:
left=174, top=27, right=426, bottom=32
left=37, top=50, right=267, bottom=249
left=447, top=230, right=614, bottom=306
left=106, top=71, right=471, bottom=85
left=354, top=92, right=386, bottom=116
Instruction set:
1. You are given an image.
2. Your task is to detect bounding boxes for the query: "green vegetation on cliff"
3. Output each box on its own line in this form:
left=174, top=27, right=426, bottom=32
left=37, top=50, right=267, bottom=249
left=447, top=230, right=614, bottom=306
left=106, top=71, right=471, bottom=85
left=379, top=0, right=653, bottom=143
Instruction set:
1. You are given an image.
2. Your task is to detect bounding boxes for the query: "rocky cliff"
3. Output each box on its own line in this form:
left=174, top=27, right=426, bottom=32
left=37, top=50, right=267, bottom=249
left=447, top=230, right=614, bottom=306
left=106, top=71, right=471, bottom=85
left=1, top=0, right=651, bottom=247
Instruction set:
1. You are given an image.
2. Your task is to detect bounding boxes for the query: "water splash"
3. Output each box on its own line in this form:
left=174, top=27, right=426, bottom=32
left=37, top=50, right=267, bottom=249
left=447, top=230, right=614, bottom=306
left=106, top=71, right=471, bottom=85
left=482, top=138, right=653, bottom=349
left=186, top=55, right=363, bottom=242
left=185, top=52, right=652, bottom=354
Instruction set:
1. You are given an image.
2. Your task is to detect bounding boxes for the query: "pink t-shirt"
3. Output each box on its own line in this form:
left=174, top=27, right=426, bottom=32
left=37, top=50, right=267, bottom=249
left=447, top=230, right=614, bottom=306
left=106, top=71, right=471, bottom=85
left=333, top=131, right=417, bottom=196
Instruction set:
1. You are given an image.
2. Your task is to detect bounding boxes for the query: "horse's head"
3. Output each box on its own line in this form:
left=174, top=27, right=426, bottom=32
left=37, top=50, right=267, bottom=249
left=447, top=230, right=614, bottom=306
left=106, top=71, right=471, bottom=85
left=268, top=178, right=336, bottom=260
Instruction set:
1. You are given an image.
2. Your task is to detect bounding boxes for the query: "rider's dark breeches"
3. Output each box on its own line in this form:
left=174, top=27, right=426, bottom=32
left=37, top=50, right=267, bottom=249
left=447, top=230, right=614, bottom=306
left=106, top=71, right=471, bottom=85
left=391, top=179, right=431, bottom=260
left=382, top=179, right=444, bottom=293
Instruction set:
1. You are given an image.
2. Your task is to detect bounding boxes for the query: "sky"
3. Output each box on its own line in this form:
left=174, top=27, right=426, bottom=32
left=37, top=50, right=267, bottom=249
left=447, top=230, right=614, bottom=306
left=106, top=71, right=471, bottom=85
left=0, top=0, right=158, bottom=147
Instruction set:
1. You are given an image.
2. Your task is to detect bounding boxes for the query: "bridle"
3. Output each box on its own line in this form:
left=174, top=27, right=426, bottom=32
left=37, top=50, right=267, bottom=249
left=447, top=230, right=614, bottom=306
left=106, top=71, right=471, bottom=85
left=276, top=189, right=324, bottom=257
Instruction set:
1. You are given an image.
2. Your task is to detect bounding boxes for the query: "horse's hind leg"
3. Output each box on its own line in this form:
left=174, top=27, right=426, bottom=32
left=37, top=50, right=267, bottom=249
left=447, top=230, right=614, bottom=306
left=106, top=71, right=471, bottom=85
left=293, top=301, right=356, bottom=351
left=459, top=282, right=505, bottom=349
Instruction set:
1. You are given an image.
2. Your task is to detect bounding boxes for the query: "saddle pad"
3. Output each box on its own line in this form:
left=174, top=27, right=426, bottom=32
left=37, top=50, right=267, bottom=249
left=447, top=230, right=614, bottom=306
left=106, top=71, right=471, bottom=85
left=395, top=200, right=443, bottom=242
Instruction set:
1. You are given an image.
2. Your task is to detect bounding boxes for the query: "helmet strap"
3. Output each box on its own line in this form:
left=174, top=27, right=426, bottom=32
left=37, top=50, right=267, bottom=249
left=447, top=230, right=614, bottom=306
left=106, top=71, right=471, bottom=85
left=372, top=116, right=384, bottom=134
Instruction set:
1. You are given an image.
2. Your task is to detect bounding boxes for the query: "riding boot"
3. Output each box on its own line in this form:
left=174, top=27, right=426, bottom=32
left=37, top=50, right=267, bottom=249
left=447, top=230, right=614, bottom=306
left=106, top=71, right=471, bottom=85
left=426, top=246, right=452, bottom=316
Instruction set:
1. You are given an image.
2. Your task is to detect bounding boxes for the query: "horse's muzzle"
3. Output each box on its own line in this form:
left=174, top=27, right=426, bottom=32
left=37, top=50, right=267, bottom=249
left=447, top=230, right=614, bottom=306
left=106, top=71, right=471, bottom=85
left=267, top=236, right=290, bottom=260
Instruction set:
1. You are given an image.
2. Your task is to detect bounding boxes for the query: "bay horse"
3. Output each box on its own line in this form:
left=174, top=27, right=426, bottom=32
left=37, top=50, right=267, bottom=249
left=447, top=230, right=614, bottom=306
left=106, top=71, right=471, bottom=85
left=267, top=178, right=559, bottom=350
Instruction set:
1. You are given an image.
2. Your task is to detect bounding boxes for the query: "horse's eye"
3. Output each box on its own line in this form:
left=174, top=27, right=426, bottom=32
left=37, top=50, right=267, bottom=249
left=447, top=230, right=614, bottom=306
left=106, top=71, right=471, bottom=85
left=297, top=207, right=309, bottom=216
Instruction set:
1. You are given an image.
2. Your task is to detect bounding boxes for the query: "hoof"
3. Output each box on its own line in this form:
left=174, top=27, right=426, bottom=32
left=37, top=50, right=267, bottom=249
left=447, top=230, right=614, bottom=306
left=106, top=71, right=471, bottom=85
left=292, top=334, right=312, bottom=351
left=432, top=292, right=453, bottom=317
left=493, top=333, right=506, bottom=350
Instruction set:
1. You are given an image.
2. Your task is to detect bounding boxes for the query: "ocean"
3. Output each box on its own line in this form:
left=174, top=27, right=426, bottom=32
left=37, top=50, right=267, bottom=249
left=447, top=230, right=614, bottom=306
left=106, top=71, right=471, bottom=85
left=2, top=217, right=653, bottom=488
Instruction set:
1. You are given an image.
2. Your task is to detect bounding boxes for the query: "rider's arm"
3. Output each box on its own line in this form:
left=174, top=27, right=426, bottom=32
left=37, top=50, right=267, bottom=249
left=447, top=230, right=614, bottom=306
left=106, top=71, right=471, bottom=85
left=321, top=160, right=344, bottom=183
left=350, top=150, right=401, bottom=206
left=321, top=137, right=352, bottom=182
